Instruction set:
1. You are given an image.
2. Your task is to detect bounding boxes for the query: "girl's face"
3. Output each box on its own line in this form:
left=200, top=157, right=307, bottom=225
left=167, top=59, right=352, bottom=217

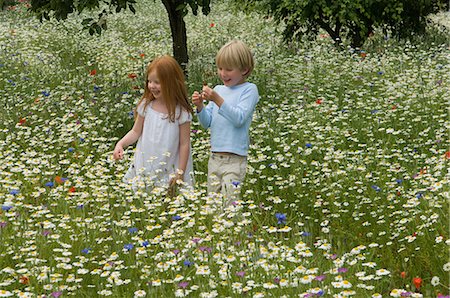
left=147, top=71, right=162, bottom=100
left=217, top=66, right=247, bottom=87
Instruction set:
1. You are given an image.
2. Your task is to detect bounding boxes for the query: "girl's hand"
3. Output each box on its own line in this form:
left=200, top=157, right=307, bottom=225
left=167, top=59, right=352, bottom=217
left=192, top=91, right=204, bottom=111
left=168, top=171, right=183, bottom=197
left=113, top=143, right=124, bottom=160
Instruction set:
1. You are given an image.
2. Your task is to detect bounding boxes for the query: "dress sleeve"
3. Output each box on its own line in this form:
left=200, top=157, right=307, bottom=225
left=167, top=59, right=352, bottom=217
left=178, top=108, right=192, bottom=125
left=136, top=100, right=147, bottom=117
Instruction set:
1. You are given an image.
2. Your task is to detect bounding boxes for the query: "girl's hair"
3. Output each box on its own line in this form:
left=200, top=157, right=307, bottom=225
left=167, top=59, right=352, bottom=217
left=216, top=40, right=254, bottom=78
left=137, top=55, right=193, bottom=122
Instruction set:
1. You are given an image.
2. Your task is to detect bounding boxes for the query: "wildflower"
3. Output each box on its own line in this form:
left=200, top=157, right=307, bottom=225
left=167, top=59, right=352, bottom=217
left=51, top=292, right=62, bottom=298
left=90, top=69, right=97, bottom=76
left=431, top=276, right=440, bottom=286
left=0, top=290, right=13, bottom=297
left=413, top=277, right=422, bottom=290
left=128, top=227, right=138, bottom=233
left=124, top=244, right=134, bottom=251
left=134, top=290, right=146, bottom=297
left=305, top=143, right=312, bottom=148
left=42, top=90, right=50, bottom=97
left=178, top=281, right=189, bottom=289
left=81, top=248, right=91, bottom=254
left=172, top=215, right=182, bottom=221
left=9, top=189, right=19, bottom=195
left=444, top=262, right=450, bottom=271
left=128, top=73, right=137, bottom=79
left=371, top=185, right=381, bottom=192
left=209, top=23, right=215, bottom=28
left=183, top=259, right=193, bottom=267
left=19, top=276, right=29, bottom=284
left=68, top=147, right=75, bottom=152
left=236, top=271, right=245, bottom=277
left=401, top=271, right=406, bottom=279
left=55, top=176, right=67, bottom=184
left=68, top=186, right=76, bottom=193
left=275, top=213, right=287, bottom=225
left=141, top=241, right=149, bottom=247
left=1, top=205, right=12, bottom=211
left=45, top=181, right=54, bottom=187
left=315, top=275, right=326, bottom=281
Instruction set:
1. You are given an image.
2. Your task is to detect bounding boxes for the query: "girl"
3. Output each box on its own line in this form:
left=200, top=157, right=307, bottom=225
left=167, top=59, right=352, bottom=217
left=113, top=55, right=193, bottom=189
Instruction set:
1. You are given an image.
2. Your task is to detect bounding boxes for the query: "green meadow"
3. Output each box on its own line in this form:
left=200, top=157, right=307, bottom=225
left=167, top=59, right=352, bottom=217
left=0, top=0, right=449, bottom=297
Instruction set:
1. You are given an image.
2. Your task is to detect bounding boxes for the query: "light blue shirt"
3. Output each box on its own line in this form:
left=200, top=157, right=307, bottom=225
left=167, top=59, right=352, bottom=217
left=197, top=82, right=259, bottom=156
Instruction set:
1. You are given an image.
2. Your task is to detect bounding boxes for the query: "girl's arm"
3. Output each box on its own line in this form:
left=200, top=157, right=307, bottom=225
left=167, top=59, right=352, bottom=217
left=172, top=121, right=190, bottom=182
left=113, top=115, right=145, bottom=160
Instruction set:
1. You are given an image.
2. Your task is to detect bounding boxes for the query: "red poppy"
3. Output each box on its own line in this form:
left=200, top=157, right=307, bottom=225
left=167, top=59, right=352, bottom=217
left=400, top=271, right=406, bottom=279
left=413, top=277, right=422, bottom=290
left=316, top=99, right=322, bottom=104
left=18, top=118, right=26, bottom=125
left=210, top=23, right=215, bottom=28
left=69, top=186, right=76, bottom=193
left=392, top=105, right=397, bottom=110
left=90, top=69, right=97, bottom=76
left=445, top=151, right=450, bottom=159
left=55, top=176, right=65, bottom=184
left=140, top=53, right=145, bottom=58
left=128, top=73, right=137, bottom=79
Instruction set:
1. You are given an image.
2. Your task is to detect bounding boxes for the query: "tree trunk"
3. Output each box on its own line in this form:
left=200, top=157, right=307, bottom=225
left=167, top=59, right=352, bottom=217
left=162, top=0, right=189, bottom=72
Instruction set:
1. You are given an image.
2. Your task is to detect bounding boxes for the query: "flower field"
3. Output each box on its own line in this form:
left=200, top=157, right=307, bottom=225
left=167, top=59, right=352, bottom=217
left=0, top=0, right=449, bottom=297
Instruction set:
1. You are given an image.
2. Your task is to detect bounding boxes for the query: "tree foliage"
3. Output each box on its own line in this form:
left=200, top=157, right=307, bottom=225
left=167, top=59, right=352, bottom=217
left=237, top=0, right=448, bottom=48
left=28, top=0, right=211, bottom=68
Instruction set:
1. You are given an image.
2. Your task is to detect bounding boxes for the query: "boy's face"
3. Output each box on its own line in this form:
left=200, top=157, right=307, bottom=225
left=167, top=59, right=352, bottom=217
left=217, top=66, right=248, bottom=87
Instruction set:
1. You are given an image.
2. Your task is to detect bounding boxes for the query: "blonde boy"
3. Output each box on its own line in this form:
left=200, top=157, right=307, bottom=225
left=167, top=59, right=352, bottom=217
left=192, top=40, right=259, bottom=201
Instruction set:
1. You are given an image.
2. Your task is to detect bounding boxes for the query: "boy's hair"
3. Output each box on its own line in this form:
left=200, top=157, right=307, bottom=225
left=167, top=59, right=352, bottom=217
left=138, top=55, right=192, bottom=122
left=216, top=40, right=254, bottom=78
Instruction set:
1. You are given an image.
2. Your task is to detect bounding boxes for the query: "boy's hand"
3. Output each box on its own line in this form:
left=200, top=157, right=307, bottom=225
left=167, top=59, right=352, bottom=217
left=192, top=91, right=204, bottom=111
left=113, top=144, right=124, bottom=160
left=201, top=85, right=215, bottom=101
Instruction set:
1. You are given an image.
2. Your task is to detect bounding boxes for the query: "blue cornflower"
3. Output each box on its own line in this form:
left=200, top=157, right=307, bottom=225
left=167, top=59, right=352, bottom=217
left=9, top=189, right=19, bottom=195
left=305, top=143, right=312, bottom=148
left=231, top=181, right=240, bottom=187
left=183, top=259, right=193, bottom=267
left=172, top=215, right=181, bottom=221
left=275, top=213, right=287, bottom=225
left=124, top=244, right=134, bottom=251
left=128, top=227, right=138, bottom=233
left=141, top=241, right=149, bottom=247
left=128, top=111, right=134, bottom=118
left=377, top=71, right=384, bottom=75
left=93, top=85, right=101, bottom=92
left=371, top=185, right=381, bottom=192
left=68, top=147, right=75, bottom=153
left=396, top=179, right=403, bottom=184
left=416, top=192, right=423, bottom=199
left=81, top=248, right=91, bottom=254
left=45, top=181, right=54, bottom=187
left=1, top=205, right=12, bottom=211
left=301, top=231, right=311, bottom=237
left=42, top=90, right=50, bottom=97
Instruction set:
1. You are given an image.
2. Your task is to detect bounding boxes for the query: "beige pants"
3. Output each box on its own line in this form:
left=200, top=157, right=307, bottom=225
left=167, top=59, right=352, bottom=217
left=208, top=153, right=247, bottom=201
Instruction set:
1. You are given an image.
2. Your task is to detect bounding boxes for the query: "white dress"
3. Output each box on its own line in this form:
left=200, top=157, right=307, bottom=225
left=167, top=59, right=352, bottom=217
left=124, top=101, right=193, bottom=187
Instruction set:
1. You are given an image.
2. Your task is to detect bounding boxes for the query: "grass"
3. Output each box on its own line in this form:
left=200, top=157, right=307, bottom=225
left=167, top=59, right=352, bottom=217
left=0, top=0, right=449, bottom=297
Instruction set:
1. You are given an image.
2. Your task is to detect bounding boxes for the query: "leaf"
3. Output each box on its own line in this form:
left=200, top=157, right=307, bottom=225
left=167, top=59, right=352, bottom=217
left=129, top=4, right=136, bottom=14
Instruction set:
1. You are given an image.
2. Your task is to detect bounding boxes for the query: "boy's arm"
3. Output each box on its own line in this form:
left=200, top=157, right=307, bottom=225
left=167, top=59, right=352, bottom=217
left=216, top=85, right=259, bottom=127
left=196, top=102, right=214, bottom=128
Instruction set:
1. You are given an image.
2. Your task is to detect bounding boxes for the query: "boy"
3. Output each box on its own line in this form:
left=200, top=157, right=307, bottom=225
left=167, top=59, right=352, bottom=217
left=192, top=40, right=259, bottom=201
